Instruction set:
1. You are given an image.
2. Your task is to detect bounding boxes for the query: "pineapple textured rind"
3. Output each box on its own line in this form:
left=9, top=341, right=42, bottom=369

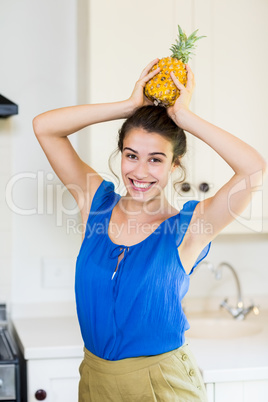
left=144, top=57, right=187, bottom=108
left=144, top=25, right=205, bottom=107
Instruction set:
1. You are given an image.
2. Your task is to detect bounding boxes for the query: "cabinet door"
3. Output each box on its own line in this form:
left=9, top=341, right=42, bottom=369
left=214, top=381, right=243, bottom=402
left=244, top=379, right=268, bottom=402
left=214, top=379, right=268, bottom=402
left=205, top=382, right=215, bottom=402
left=192, top=0, right=268, bottom=233
left=27, top=358, right=81, bottom=402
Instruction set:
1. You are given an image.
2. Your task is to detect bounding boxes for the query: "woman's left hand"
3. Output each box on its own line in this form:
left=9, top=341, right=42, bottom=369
left=167, top=64, right=195, bottom=127
left=128, top=59, right=161, bottom=111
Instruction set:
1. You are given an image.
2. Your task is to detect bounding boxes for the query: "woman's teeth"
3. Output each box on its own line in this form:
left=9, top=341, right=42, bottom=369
left=132, top=180, right=153, bottom=189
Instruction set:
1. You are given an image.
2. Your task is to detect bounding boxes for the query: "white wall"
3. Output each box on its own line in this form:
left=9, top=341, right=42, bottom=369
left=0, top=0, right=80, bottom=316
left=0, top=0, right=267, bottom=318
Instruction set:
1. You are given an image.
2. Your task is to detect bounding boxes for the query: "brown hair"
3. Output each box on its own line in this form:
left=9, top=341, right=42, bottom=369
left=109, top=105, right=187, bottom=189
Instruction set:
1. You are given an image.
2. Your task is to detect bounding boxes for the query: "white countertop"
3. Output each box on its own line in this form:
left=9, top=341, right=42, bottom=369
left=12, top=309, right=268, bottom=384
left=12, top=315, right=84, bottom=360
left=186, top=309, right=268, bottom=383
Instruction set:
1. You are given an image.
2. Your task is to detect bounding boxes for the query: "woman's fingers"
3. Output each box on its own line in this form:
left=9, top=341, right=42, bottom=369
left=136, top=67, right=160, bottom=91
left=170, top=64, right=195, bottom=91
left=142, top=66, right=160, bottom=83
left=185, top=64, right=195, bottom=90
left=170, top=71, right=185, bottom=90
left=168, top=65, right=195, bottom=112
left=129, top=60, right=160, bottom=108
left=139, top=58, right=159, bottom=78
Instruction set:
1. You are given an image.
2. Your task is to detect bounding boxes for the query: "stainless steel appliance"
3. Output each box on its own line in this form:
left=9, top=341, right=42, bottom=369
left=0, top=304, right=20, bottom=401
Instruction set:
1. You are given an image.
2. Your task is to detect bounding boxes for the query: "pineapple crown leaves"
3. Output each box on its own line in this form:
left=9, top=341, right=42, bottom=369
left=170, top=25, right=206, bottom=64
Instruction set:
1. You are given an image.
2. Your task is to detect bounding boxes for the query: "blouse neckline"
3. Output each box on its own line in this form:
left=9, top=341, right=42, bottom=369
left=106, top=195, right=180, bottom=249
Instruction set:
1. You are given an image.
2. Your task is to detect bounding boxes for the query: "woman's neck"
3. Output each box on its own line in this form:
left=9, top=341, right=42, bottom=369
left=119, top=192, right=174, bottom=220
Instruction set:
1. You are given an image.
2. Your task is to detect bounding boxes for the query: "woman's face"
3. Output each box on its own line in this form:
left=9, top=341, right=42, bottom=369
left=121, top=128, right=176, bottom=203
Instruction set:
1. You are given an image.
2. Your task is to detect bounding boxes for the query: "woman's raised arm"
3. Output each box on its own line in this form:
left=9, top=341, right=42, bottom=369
left=33, top=59, right=160, bottom=213
left=168, top=65, right=267, bottom=272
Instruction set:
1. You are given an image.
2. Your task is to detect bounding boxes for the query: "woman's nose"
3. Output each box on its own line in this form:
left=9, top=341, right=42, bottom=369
left=133, top=162, right=149, bottom=180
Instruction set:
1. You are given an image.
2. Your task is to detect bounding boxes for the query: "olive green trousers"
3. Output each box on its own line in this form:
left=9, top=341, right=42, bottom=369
left=78, top=343, right=208, bottom=401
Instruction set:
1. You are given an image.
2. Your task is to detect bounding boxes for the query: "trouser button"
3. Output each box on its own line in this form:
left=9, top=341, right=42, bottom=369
left=182, top=354, right=188, bottom=361
left=189, top=369, right=195, bottom=376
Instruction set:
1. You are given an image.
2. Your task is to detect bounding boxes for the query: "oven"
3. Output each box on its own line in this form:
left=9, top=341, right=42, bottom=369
left=0, top=304, right=20, bottom=401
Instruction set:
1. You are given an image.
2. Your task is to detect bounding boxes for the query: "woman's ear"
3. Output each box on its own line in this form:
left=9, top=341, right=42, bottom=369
left=171, top=158, right=180, bottom=172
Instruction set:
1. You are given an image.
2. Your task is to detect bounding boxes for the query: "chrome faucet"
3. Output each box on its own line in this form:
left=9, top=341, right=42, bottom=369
left=198, top=261, right=259, bottom=320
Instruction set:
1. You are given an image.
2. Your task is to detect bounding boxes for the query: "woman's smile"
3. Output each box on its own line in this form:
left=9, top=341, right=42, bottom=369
left=128, top=178, right=156, bottom=191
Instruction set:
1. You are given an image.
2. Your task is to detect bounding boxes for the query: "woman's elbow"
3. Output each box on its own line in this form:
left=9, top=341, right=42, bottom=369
left=32, top=114, right=45, bottom=137
left=262, top=159, right=268, bottom=176
left=252, top=151, right=267, bottom=177
left=257, top=153, right=268, bottom=176
left=250, top=156, right=268, bottom=188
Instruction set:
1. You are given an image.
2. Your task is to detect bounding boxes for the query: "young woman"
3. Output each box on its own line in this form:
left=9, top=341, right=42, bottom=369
left=33, top=59, right=266, bottom=401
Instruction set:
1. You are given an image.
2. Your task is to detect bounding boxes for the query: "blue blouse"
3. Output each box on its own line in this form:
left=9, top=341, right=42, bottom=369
left=75, top=180, right=211, bottom=361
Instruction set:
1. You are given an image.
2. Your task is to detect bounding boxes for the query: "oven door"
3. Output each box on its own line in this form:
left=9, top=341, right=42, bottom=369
left=0, top=364, right=16, bottom=400
left=0, top=327, right=19, bottom=402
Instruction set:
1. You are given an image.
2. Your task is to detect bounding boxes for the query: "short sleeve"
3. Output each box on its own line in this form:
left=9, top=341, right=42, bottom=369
left=90, top=180, right=115, bottom=212
left=86, top=180, right=119, bottom=225
left=176, top=200, right=211, bottom=275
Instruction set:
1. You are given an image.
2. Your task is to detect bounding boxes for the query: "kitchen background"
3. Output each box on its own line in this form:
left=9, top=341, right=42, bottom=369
left=0, top=0, right=268, bottom=320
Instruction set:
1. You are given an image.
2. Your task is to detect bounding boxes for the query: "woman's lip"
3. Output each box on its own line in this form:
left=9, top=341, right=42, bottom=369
left=128, top=178, right=156, bottom=192
left=130, top=178, right=152, bottom=184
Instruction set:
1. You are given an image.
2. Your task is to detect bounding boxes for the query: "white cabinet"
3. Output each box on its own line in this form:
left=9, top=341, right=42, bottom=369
left=188, top=0, right=268, bottom=234
left=85, top=0, right=268, bottom=234
left=214, top=382, right=244, bottom=402
left=205, top=383, right=214, bottom=402
left=12, top=316, right=83, bottom=402
left=244, top=380, right=268, bottom=402
left=206, top=380, right=268, bottom=402
left=27, top=357, right=81, bottom=402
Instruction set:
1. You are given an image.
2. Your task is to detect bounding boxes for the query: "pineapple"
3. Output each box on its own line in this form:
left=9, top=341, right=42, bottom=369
left=144, top=25, right=205, bottom=107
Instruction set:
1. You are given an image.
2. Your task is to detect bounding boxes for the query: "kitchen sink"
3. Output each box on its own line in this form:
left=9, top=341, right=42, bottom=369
left=186, top=315, right=263, bottom=339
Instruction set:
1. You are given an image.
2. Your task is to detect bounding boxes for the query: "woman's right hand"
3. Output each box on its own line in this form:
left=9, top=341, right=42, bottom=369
left=128, top=59, right=160, bottom=111
left=167, top=64, right=195, bottom=129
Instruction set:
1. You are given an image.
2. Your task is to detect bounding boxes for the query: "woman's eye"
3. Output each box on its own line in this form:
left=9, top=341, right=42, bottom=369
left=126, top=153, right=137, bottom=160
left=125, top=154, right=161, bottom=163
left=150, top=158, right=161, bottom=163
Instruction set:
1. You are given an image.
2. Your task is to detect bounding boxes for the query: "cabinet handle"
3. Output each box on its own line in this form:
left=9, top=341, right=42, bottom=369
left=181, top=182, right=191, bottom=192
left=199, top=182, right=210, bottom=193
left=35, top=389, right=47, bottom=400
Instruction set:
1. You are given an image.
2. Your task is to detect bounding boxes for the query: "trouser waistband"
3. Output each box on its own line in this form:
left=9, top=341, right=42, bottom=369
left=83, top=344, right=188, bottom=375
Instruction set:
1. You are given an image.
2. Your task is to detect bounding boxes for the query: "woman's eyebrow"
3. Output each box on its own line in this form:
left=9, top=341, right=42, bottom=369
left=149, top=152, right=167, bottom=158
left=123, top=147, right=167, bottom=158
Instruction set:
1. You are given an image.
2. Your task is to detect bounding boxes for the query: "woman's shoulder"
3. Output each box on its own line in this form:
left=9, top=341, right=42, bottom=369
left=90, top=179, right=119, bottom=212
left=162, top=200, right=199, bottom=223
